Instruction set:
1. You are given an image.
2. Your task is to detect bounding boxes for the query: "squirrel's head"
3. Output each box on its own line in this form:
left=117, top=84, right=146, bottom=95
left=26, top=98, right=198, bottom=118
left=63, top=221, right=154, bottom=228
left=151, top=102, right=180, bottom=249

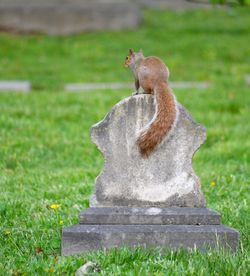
left=124, top=48, right=144, bottom=68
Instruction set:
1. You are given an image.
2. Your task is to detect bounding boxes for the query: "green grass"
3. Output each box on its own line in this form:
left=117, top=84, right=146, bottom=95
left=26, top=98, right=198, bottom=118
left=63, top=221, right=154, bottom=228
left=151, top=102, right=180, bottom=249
left=0, top=7, right=250, bottom=276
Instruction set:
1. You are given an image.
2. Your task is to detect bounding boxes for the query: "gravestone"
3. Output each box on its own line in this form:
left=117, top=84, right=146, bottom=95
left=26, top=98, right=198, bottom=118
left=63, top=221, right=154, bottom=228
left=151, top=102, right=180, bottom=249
left=0, top=80, right=31, bottom=92
left=64, top=81, right=209, bottom=91
left=62, top=94, right=239, bottom=255
left=90, top=96, right=206, bottom=208
left=136, top=0, right=213, bottom=10
left=0, top=0, right=141, bottom=35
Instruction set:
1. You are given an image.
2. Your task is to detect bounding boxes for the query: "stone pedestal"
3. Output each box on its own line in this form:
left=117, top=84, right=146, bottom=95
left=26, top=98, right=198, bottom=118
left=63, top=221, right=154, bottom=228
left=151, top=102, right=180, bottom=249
left=61, top=95, right=239, bottom=255
left=62, top=207, right=238, bottom=255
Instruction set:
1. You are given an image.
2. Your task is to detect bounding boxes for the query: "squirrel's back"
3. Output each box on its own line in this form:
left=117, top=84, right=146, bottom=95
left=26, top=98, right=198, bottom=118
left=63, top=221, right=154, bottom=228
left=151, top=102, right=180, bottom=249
left=137, top=57, right=169, bottom=93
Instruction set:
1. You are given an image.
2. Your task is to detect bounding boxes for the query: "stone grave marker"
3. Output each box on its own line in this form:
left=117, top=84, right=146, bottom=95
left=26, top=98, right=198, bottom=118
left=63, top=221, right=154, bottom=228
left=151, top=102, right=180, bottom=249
left=62, top=94, right=239, bottom=255
left=64, top=81, right=209, bottom=91
left=0, top=0, right=142, bottom=35
left=0, top=80, right=31, bottom=92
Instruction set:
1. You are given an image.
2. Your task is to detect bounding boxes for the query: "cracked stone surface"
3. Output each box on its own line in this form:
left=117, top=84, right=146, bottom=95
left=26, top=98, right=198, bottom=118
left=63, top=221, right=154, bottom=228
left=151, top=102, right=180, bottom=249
left=90, top=94, right=206, bottom=207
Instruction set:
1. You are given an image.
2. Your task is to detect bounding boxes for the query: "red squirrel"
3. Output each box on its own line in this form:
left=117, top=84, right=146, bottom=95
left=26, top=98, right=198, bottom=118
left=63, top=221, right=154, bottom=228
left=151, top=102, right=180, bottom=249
left=125, top=48, right=178, bottom=157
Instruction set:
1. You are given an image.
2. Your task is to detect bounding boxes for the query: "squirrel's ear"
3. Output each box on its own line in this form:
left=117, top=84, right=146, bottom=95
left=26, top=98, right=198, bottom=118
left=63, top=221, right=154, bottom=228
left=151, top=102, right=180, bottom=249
left=139, top=48, right=143, bottom=54
left=129, top=48, right=134, bottom=55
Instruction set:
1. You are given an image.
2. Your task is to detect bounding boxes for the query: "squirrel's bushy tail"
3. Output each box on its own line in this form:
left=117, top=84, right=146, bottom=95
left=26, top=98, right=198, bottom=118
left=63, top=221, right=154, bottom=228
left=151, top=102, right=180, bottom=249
left=137, top=82, right=177, bottom=157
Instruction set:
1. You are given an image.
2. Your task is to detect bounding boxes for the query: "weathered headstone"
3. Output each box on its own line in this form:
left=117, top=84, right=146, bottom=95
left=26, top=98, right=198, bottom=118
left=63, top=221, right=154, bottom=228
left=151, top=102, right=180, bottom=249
left=62, top=94, right=239, bottom=255
left=90, top=96, right=206, bottom=208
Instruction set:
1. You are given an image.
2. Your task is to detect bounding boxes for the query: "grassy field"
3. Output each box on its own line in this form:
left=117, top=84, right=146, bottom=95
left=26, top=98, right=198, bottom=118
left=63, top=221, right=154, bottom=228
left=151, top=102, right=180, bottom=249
left=0, top=7, right=250, bottom=276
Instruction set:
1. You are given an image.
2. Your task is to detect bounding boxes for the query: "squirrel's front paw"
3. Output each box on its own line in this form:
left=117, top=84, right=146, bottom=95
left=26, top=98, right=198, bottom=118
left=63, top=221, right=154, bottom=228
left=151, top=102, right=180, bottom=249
left=132, top=91, right=139, bottom=96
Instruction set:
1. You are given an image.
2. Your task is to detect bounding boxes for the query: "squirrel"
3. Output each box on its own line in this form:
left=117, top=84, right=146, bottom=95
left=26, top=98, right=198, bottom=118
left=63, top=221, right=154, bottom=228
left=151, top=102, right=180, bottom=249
left=124, top=48, right=178, bottom=157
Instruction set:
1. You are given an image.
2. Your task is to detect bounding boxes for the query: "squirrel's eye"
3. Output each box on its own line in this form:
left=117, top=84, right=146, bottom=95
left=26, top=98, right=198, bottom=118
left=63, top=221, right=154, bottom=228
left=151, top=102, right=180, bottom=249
left=126, top=56, right=129, bottom=60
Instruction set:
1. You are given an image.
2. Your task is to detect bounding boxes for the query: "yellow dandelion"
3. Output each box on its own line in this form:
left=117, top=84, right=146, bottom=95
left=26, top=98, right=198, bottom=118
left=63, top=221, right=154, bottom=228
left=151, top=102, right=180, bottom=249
left=59, top=220, right=64, bottom=225
left=50, top=204, right=60, bottom=209
left=210, top=180, right=216, bottom=187
left=4, top=230, right=11, bottom=235
left=47, top=268, right=55, bottom=273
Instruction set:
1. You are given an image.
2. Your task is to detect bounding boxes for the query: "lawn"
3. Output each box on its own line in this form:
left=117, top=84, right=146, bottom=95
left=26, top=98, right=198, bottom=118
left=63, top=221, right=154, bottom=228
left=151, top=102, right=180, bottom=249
left=0, top=7, right=250, bottom=276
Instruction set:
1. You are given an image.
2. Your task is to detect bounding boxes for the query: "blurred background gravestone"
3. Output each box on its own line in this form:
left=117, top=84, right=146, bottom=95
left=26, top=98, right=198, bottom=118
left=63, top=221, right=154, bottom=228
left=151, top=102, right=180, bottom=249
left=0, top=0, right=222, bottom=35
left=137, top=0, right=213, bottom=10
left=0, top=0, right=142, bottom=35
